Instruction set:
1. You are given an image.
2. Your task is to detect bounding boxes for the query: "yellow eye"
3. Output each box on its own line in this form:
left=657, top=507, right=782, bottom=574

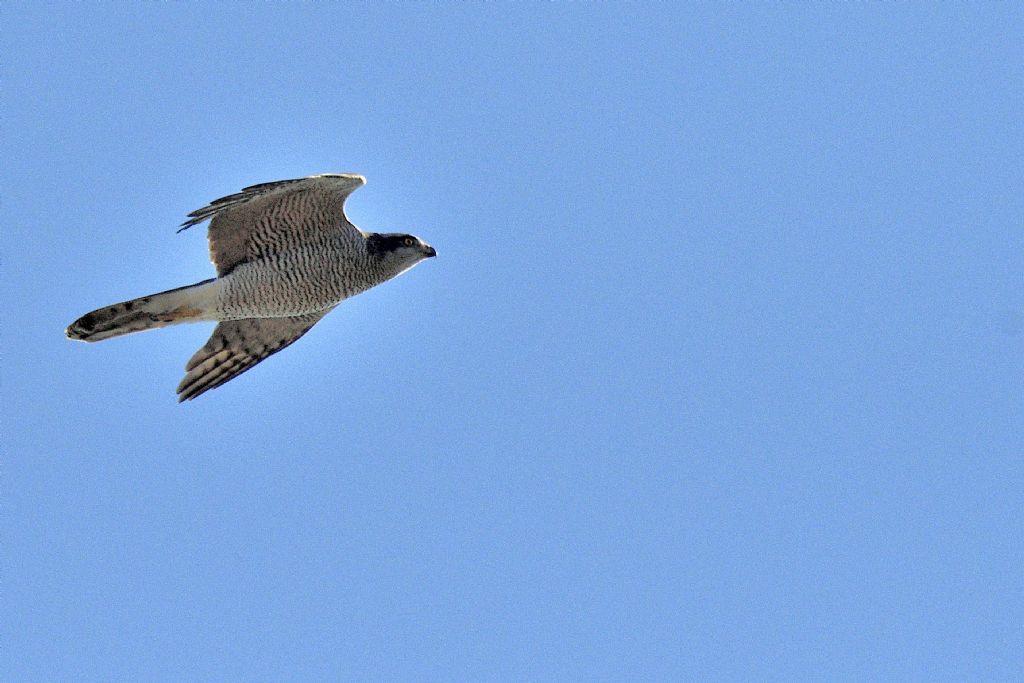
left=403, top=237, right=415, bottom=247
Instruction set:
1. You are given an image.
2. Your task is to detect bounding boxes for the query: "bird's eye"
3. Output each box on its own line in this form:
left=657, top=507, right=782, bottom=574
left=403, top=237, right=415, bottom=247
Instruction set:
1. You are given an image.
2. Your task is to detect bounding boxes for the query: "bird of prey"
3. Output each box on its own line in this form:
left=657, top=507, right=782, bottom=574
left=66, top=174, right=436, bottom=401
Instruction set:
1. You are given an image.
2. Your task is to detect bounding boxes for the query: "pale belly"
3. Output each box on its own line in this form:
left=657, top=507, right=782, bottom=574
left=211, top=249, right=379, bottom=319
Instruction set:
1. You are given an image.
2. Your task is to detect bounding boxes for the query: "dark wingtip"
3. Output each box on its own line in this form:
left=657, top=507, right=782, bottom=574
left=178, top=209, right=210, bottom=232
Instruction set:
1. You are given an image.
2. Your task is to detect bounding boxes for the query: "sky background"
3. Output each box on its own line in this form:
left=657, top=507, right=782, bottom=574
left=3, top=4, right=1022, bottom=680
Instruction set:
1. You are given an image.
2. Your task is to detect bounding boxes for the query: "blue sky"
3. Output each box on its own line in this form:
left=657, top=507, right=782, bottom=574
left=4, top=3, right=1022, bottom=680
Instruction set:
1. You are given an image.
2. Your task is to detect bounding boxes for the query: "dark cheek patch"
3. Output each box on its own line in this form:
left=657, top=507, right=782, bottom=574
left=367, top=234, right=408, bottom=256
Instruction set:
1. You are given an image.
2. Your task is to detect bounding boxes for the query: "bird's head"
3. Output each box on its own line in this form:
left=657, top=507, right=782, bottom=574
left=366, top=232, right=436, bottom=275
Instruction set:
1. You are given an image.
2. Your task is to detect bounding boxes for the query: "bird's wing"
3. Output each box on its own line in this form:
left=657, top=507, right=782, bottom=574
left=179, top=174, right=366, bottom=276
left=176, top=312, right=328, bottom=401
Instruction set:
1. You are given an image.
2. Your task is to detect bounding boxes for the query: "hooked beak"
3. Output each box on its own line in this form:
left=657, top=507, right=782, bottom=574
left=424, top=244, right=437, bottom=258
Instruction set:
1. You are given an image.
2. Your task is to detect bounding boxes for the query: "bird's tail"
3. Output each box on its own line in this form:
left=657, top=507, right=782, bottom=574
left=66, top=278, right=217, bottom=342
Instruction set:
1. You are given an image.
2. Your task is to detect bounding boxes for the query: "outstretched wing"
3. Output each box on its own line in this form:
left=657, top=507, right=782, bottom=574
left=176, top=312, right=328, bottom=401
left=179, top=174, right=366, bottom=276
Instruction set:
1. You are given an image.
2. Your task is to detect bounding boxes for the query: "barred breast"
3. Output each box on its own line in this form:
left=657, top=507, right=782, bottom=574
left=212, top=239, right=387, bottom=320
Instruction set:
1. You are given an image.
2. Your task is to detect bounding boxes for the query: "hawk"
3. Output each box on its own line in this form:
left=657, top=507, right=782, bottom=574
left=66, top=174, right=436, bottom=401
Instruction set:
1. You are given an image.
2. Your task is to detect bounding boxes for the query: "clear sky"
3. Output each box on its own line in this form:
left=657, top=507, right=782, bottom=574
left=4, top=3, right=1022, bottom=680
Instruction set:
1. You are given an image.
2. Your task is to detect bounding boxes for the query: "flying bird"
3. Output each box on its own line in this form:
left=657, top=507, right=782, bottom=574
left=66, top=174, right=436, bottom=401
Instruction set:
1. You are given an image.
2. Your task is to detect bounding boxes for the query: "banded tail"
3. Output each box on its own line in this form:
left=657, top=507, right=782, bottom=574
left=66, top=279, right=216, bottom=342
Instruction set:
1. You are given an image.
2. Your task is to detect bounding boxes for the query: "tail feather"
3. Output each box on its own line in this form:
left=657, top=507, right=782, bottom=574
left=66, top=279, right=216, bottom=342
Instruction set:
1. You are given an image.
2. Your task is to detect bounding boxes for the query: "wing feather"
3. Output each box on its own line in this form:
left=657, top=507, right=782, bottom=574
left=178, top=174, right=366, bottom=276
left=176, top=312, right=327, bottom=401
